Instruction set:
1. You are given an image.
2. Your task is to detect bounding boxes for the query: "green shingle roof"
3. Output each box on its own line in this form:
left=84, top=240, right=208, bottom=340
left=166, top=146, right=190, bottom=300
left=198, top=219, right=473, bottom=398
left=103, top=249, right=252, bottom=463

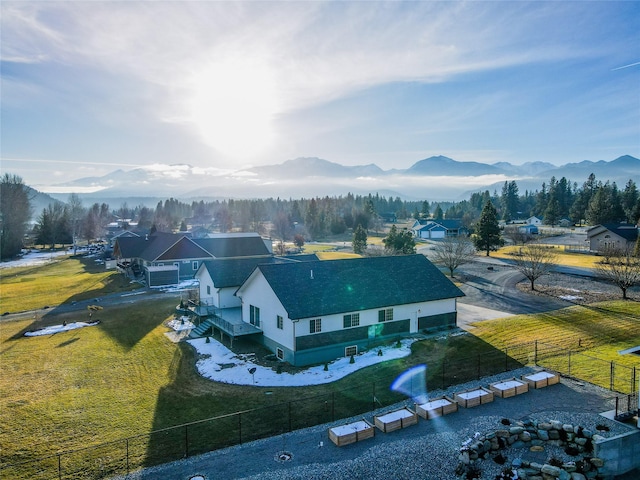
left=255, top=254, right=464, bottom=320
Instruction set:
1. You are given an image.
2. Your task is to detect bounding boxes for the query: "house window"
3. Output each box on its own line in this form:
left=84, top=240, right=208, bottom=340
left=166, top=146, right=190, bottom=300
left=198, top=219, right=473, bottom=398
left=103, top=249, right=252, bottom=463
left=192, top=261, right=198, bottom=270
left=276, top=348, right=284, bottom=360
left=250, top=305, right=260, bottom=327
left=345, top=345, right=357, bottom=357
left=207, top=285, right=211, bottom=295
left=343, top=313, right=360, bottom=328
left=309, top=318, right=321, bottom=333
left=378, top=308, right=393, bottom=322
left=277, top=315, right=283, bottom=330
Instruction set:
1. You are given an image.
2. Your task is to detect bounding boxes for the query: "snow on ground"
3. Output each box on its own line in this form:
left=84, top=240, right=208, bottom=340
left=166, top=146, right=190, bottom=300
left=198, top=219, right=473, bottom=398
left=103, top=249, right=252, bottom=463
left=152, top=279, right=199, bottom=292
left=166, top=317, right=195, bottom=331
left=188, top=337, right=415, bottom=387
left=0, top=249, right=70, bottom=269
left=559, top=295, right=583, bottom=301
left=24, top=321, right=100, bottom=337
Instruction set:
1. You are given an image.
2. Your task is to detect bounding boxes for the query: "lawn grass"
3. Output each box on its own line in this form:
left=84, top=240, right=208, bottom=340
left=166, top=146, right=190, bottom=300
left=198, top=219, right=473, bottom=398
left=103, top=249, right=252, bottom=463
left=0, top=256, right=141, bottom=313
left=492, top=245, right=600, bottom=268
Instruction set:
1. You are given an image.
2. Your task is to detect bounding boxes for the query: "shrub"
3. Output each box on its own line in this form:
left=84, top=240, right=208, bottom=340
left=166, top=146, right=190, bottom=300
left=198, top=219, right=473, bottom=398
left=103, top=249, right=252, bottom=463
left=548, top=456, right=563, bottom=467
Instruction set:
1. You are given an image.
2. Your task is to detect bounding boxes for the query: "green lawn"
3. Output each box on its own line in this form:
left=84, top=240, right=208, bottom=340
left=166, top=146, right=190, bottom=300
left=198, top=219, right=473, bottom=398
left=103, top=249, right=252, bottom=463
left=0, top=256, right=140, bottom=313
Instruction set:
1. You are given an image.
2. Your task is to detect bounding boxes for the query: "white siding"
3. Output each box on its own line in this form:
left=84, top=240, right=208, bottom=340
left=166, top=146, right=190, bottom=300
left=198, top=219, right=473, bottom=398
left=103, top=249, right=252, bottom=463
left=239, top=273, right=294, bottom=350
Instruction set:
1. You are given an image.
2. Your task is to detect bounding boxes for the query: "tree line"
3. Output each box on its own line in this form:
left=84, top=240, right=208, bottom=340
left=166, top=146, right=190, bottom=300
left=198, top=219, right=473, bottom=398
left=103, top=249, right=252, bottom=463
left=1, top=171, right=638, bottom=260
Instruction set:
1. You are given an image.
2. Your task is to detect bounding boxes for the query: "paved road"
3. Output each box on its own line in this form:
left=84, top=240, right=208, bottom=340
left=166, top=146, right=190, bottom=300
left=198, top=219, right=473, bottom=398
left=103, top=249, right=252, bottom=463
left=456, top=258, right=572, bottom=316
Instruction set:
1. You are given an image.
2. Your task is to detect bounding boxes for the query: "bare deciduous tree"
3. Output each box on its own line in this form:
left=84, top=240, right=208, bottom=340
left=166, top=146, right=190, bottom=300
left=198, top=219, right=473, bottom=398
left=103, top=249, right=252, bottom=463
left=594, top=247, right=640, bottom=300
left=430, top=236, right=476, bottom=278
left=503, top=225, right=532, bottom=246
left=512, top=244, right=558, bottom=290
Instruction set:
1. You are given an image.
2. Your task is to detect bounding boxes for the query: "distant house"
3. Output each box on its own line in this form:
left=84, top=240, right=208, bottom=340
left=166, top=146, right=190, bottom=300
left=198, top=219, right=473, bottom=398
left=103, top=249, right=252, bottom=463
left=527, top=216, right=542, bottom=226
left=233, top=255, right=464, bottom=366
left=587, top=223, right=638, bottom=253
left=113, top=232, right=272, bottom=287
left=379, top=212, right=398, bottom=223
left=518, top=224, right=539, bottom=235
left=411, top=219, right=468, bottom=239
left=559, top=218, right=573, bottom=228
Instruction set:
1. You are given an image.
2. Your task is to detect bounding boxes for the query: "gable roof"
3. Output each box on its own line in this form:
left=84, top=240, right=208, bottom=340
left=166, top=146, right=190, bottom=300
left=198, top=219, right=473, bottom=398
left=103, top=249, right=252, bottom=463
left=587, top=223, right=638, bottom=242
left=247, top=254, right=464, bottom=320
left=114, top=232, right=271, bottom=262
left=199, top=254, right=319, bottom=289
left=413, top=219, right=465, bottom=230
left=193, top=234, right=270, bottom=258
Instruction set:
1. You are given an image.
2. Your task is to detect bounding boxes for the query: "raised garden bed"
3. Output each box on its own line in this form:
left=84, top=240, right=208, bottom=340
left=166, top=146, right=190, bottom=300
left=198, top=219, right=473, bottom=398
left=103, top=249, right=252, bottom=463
left=328, top=419, right=375, bottom=446
left=454, top=387, right=494, bottom=408
left=522, top=370, right=560, bottom=389
left=374, top=407, right=418, bottom=433
left=415, top=396, right=458, bottom=419
left=489, top=378, right=529, bottom=398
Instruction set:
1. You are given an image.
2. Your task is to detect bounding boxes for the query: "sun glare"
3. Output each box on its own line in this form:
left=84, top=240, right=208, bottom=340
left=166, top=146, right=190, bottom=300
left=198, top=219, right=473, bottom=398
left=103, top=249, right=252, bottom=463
left=189, top=57, right=279, bottom=159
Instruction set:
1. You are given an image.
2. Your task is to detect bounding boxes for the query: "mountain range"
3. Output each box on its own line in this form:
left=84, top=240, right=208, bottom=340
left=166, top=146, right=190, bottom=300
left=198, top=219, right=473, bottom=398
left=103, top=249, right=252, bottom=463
left=43, top=155, right=639, bottom=206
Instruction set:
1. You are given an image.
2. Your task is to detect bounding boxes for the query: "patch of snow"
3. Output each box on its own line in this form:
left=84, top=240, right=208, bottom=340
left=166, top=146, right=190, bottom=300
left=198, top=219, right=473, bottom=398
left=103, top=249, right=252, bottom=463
left=0, top=249, right=69, bottom=269
left=188, top=337, right=415, bottom=387
left=456, top=388, right=490, bottom=400
left=376, top=408, right=414, bottom=422
left=167, top=317, right=195, bottom=331
left=559, top=295, right=583, bottom=301
left=152, top=279, right=199, bottom=292
left=25, top=321, right=100, bottom=337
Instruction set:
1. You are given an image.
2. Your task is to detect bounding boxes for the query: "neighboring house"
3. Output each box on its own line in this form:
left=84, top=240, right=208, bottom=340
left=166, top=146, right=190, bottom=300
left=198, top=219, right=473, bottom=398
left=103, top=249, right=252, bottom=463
left=411, top=219, right=468, bottom=239
left=113, top=232, right=272, bottom=287
left=518, top=224, right=539, bottom=235
left=234, top=254, right=464, bottom=366
left=379, top=212, right=398, bottom=223
left=559, top=218, right=573, bottom=228
left=587, top=223, right=639, bottom=253
left=527, top=216, right=542, bottom=226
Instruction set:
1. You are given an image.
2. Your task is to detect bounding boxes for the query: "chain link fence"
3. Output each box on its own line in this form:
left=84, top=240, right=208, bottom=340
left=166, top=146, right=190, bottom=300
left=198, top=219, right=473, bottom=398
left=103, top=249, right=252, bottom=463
left=2, top=340, right=637, bottom=480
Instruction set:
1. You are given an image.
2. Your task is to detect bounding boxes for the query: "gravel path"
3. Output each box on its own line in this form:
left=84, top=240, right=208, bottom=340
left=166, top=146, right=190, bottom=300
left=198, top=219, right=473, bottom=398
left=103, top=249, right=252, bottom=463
left=114, top=370, right=635, bottom=480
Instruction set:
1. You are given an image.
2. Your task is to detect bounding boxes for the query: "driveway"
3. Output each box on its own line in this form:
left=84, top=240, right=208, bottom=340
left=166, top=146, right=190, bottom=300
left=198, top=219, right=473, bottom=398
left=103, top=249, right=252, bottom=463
left=453, top=257, right=574, bottom=327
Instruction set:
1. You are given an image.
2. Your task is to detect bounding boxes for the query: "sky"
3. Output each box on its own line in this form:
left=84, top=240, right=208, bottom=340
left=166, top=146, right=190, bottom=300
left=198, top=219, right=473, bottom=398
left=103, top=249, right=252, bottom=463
left=1, top=1, right=639, bottom=189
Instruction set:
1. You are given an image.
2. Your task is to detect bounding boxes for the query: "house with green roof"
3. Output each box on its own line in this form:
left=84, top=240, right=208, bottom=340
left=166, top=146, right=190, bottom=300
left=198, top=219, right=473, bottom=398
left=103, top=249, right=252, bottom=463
left=233, top=254, right=464, bottom=366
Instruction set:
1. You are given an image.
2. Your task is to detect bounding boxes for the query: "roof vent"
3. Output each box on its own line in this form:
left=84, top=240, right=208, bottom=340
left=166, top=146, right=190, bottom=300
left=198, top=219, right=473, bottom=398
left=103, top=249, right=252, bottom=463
left=310, top=269, right=314, bottom=279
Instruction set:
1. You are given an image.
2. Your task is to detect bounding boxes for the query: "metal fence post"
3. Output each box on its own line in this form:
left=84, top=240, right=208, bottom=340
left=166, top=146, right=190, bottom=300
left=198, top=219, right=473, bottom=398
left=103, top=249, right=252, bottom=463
left=504, top=347, right=508, bottom=372
left=534, top=340, right=538, bottom=365
left=238, top=412, right=242, bottom=444
left=58, top=454, right=62, bottom=480
left=610, top=362, right=615, bottom=391
left=185, top=424, right=189, bottom=458
left=126, top=438, right=129, bottom=474
left=568, top=350, right=571, bottom=376
left=288, top=402, right=292, bottom=432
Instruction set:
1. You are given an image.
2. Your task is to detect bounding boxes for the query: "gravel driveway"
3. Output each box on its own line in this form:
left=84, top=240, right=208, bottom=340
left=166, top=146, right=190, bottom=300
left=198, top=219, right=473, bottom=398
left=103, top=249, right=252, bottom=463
left=115, top=371, right=634, bottom=480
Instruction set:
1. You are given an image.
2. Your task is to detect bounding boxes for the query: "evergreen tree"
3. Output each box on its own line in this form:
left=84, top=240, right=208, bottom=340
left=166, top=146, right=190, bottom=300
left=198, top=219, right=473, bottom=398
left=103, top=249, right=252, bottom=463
left=622, top=180, right=639, bottom=224
left=0, top=174, right=32, bottom=259
left=352, top=224, right=367, bottom=255
left=382, top=225, right=416, bottom=254
left=473, top=200, right=503, bottom=256
left=433, top=204, right=443, bottom=220
left=500, top=180, right=519, bottom=221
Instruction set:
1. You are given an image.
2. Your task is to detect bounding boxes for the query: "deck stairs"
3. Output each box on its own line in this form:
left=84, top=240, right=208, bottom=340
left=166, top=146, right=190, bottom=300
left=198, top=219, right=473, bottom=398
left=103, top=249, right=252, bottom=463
left=189, top=318, right=215, bottom=338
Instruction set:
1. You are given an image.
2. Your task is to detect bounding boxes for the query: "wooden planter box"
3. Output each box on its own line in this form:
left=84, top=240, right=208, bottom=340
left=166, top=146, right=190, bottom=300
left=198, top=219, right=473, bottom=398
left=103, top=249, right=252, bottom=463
left=454, top=387, right=494, bottom=408
left=521, top=371, right=560, bottom=389
left=374, top=408, right=418, bottom=433
left=489, top=378, right=529, bottom=398
left=328, top=419, right=375, bottom=446
left=416, top=396, right=458, bottom=419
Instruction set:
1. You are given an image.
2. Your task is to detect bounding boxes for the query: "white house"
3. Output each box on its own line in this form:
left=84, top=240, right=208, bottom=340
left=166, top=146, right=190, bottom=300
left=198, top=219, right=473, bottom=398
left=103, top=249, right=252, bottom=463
left=527, top=216, right=542, bottom=226
left=234, top=255, right=464, bottom=366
